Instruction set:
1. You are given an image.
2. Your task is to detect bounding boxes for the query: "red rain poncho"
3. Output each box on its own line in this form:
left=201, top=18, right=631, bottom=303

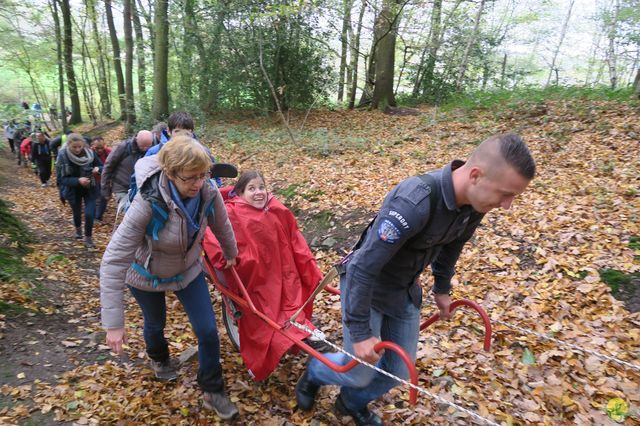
left=203, top=187, right=322, bottom=380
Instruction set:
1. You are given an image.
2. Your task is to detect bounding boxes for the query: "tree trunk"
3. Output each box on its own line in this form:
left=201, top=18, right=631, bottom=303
left=371, top=0, right=402, bottom=112
left=545, top=0, right=575, bottom=87
left=395, top=44, right=411, bottom=94
left=105, top=0, right=126, bottom=120
left=347, top=0, right=367, bottom=109
left=500, top=53, right=507, bottom=88
left=49, top=0, right=68, bottom=133
left=136, top=0, right=155, bottom=51
left=632, top=68, right=640, bottom=99
left=413, top=0, right=442, bottom=96
left=181, top=0, right=195, bottom=101
left=123, top=0, right=136, bottom=130
left=607, top=0, right=620, bottom=89
left=78, top=15, right=98, bottom=125
left=131, top=0, right=147, bottom=110
left=456, top=0, right=486, bottom=90
left=152, top=0, right=169, bottom=120
left=357, top=42, right=377, bottom=106
left=337, top=0, right=352, bottom=103
left=60, top=0, right=82, bottom=124
left=86, top=0, right=111, bottom=119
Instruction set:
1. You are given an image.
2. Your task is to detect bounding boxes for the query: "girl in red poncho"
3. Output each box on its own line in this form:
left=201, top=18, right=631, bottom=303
left=203, top=171, right=328, bottom=381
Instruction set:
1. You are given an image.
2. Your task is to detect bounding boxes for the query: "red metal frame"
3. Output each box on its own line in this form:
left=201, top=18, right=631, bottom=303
left=204, top=260, right=419, bottom=405
left=205, top=258, right=494, bottom=405
left=420, top=299, right=492, bottom=351
left=325, top=285, right=492, bottom=352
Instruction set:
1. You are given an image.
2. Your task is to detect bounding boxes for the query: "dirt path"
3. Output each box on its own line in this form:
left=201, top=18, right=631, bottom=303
left=0, top=147, right=116, bottom=423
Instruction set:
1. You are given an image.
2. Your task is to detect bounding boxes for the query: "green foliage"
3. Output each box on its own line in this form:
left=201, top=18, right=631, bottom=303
left=435, top=86, right=637, bottom=113
left=599, top=268, right=640, bottom=295
left=275, top=183, right=301, bottom=203
left=0, top=199, right=33, bottom=251
left=522, top=347, right=536, bottom=365
left=0, top=199, right=34, bottom=285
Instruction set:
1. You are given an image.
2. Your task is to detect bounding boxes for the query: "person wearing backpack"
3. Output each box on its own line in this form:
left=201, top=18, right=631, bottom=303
left=30, top=132, right=53, bottom=186
left=100, top=130, right=153, bottom=214
left=56, top=133, right=102, bottom=248
left=91, top=137, right=112, bottom=223
left=295, top=134, right=536, bottom=426
left=100, top=135, right=240, bottom=420
left=144, top=111, right=194, bottom=157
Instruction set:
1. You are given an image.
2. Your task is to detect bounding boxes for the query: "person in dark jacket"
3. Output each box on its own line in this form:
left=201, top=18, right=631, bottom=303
left=91, top=136, right=112, bottom=223
left=30, top=132, right=52, bottom=186
left=56, top=133, right=102, bottom=248
left=295, top=133, right=536, bottom=426
left=101, top=130, right=153, bottom=214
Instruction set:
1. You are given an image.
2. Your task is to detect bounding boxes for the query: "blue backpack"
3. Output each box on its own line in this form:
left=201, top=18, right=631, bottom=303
left=130, top=172, right=216, bottom=288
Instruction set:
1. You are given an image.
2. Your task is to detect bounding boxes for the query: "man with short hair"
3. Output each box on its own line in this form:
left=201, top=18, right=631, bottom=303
left=31, top=132, right=53, bottom=186
left=295, top=133, right=536, bottom=426
left=101, top=130, right=153, bottom=212
left=145, top=111, right=195, bottom=157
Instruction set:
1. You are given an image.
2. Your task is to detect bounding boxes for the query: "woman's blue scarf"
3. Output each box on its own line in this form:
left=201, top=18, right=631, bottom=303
left=168, top=181, right=201, bottom=245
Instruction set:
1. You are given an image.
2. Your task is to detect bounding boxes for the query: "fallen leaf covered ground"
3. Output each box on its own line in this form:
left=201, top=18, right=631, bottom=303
left=0, top=98, right=638, bottom=425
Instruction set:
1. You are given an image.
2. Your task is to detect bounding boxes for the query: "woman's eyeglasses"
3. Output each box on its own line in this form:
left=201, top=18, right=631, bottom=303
left=175, top=172, right=211, bottom=184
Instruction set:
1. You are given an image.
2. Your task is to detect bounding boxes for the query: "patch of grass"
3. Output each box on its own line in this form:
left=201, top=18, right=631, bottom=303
left=628, top=236, right=640, bottom=250
left=0, top=199, right=33, bottom=251
left=0, top=198, right=36, bottom=308
left=275, top=183, right=302, bottom=203
left=0, top=299, right=27, bottom=314
left=599, top=268, right=640, bottom=296
left=308, top=210, right=334, bottom=230
left=436, top=86, right=637, bottom=114
left=300, top=187, right=325, bottom=202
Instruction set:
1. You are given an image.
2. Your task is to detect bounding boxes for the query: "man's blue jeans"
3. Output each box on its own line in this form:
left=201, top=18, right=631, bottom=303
left=128, top=272, right=224, bottom=392
left=307, top=274, right=420, bottom=411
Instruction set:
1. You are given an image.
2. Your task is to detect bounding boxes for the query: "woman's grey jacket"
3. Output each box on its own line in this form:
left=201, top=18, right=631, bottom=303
left=100, top=155, right=237, bottom=329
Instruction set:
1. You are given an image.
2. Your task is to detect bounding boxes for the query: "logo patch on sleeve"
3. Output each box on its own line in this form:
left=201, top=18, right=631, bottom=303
left=378, top=219, right=402, bottom=244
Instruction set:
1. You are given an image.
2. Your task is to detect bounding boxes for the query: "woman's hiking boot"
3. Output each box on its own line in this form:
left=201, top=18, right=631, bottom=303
left=74, top=227, right=83, bottom=239
left=149, top=358, right=177, bottom=381
left=84, top=237, right=95, bottom=249
left=202, top=391, right=239, bottom=420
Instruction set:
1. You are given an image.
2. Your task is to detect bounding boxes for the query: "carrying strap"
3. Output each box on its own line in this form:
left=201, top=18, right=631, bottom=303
left=146, top=200, right=169, bottom=241
left=131, top=262, right=183, bottom=288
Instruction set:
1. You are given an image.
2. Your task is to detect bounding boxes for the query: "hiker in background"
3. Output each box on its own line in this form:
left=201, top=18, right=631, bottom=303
left=56, top=133, right=102, bottom=248
left=49, top=105, right=58, bottom=129
left=18, top=132, right=31, bottom=167
left=145, top=112, right=194, bottom=157
left=151, top=122, right=168, bottom=146
left=4, top=121, right=17, bottom=154
left=50, top=130, right=72, bottom=159
left=100, top=135, right=240, bottom=420
left=30, top=132, right=52, bottom=187
left=100, top=130, right=153, bottom=215
left=91, top=136, right=112, bottom=223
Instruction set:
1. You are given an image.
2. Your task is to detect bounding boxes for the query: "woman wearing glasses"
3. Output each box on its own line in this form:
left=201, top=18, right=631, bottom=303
left=99, top=135, right=240, bottom=420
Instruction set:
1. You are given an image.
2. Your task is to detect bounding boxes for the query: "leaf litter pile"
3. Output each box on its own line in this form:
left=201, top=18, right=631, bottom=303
left=0, top=100, right=639, bottom=425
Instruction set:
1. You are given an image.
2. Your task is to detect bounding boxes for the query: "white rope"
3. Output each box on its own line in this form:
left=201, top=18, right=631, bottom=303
left=291, top=322, right=500, bottom=426
left=493, top=319, right=640, bottom=372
